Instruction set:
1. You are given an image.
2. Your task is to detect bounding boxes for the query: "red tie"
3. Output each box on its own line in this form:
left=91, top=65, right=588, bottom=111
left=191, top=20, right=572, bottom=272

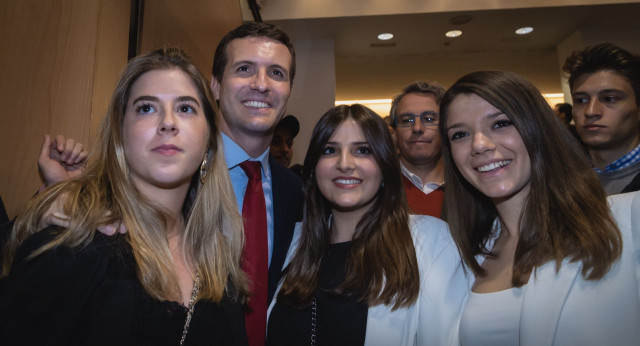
left=239, top=161, right=268, bottom=346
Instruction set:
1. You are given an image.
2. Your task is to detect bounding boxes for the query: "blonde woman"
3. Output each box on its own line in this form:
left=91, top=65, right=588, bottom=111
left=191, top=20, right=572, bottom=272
left=0, top=48, right=247, bottom=345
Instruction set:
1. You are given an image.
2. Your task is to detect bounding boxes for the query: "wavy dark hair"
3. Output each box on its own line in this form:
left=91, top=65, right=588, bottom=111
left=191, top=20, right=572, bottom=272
left=563, top=43, right=640, bottom=105
left=277, top=104, right=419, bottom=310
left=438, top=70, right=622, bottom=285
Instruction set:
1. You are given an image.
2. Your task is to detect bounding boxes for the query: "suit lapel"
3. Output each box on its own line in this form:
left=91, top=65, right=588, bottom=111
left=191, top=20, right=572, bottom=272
left=520, top=259, right=580, bottom=345
left=266, top=156, right=303, bottom=302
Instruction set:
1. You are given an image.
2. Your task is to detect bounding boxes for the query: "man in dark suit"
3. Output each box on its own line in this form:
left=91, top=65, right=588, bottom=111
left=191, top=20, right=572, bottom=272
left=210, top=22, right=303, bottom=346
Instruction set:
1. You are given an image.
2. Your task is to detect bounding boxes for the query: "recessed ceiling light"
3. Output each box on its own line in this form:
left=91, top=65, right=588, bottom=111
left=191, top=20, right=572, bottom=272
left=377, top=33, right=393, bottom=40
left=445, top=30, right=462, bottom=38
left=515, top=27, right=534, bottom=35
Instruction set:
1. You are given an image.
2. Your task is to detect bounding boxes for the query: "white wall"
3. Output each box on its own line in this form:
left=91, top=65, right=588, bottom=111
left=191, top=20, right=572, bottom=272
left=285, top=38, right=336, bottom=166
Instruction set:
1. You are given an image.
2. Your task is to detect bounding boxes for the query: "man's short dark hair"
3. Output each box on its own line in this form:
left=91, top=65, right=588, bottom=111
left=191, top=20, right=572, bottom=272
left=390, top=81, right=447, bottom=128
left=563, top=43, right=640, bottom=105
left=212, top=22, right=296, bottom=86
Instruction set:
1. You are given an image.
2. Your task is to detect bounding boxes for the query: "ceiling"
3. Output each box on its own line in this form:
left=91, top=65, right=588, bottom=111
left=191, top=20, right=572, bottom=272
left=255, top=1, right=640, bottom=101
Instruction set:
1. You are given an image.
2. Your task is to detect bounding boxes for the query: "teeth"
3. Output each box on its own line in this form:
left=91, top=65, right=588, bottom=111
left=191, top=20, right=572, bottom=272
left=335, top=179, right=360, bottom=184
left=477, top=160, right=511, bottom=172
left=243, top=101, right=270, bottom=108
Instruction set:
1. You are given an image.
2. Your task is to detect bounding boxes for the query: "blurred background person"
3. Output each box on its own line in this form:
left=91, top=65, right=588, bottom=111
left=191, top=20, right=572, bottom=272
left=390, top=82, right=446, bottom=218
left=270, top=115, right=299, bottom=168
left=563, top=43, right=640, bottom=194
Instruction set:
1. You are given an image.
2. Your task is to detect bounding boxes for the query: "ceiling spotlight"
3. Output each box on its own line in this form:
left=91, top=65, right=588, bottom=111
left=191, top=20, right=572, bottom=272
left=515, top=27, right=534, bottom=35
left=445, top=30, right=462, bottom=38
left=377, top=33, right=394, bottom=40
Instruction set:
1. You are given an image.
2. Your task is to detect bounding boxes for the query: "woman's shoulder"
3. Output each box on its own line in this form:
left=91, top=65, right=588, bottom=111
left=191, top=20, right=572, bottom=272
left=608, top=191, right=640, bottom=250
left=408, top=215, right=454, bottom=246
left=408, top=215, right=461, bottom=266
left=9, top=226, right=128, bottom=281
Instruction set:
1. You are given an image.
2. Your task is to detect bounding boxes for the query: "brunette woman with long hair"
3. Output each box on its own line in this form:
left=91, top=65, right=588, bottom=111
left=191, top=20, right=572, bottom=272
left=439, top=70, right=640, bottom=345
left=266, top=104, right=468, bottom=346
left=0, top=48, right=247, bottom=345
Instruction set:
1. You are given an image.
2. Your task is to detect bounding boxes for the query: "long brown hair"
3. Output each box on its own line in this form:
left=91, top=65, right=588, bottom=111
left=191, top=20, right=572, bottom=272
left=2, top=47, right=247, bottom=303
left=439, top=70, right=622, bottom=285
left=277, top=104, right=419, bottom=310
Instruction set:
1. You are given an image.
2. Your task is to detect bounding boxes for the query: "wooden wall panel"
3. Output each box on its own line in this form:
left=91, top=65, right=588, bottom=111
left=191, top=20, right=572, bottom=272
left=0, top=0, right=242, bottom=219
left=140, top=0, right=243, bottom=79
left=0, top=0, right=129, bottom=219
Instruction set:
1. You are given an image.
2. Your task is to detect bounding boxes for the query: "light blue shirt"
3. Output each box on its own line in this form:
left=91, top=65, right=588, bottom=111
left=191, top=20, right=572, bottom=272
left=222, top=133, right=274, bottom=265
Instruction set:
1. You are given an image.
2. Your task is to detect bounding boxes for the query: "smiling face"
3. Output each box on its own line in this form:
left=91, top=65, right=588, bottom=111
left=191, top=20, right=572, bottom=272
left=212, top=36, right=292, bottom=146
left=123, top=69, right=208, bottom=196
left=445, top=93, right=531, bottom=205
left=394, top=92, right=443, bottom=168
left=571, top=69, right=640, bottom=160
left=315, top=119, right=383, bottom=216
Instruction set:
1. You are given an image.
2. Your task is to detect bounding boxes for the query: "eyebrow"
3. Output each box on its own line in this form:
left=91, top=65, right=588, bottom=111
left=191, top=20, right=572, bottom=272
left=175, top=96, right=200, bottom=106
left=445, top=111, right=504, bottom=131
left=131, top=95, right=200, bottom=106
left=572, top=89, right=626, bottom=96
left=232, top=60, right=289, bottom=75
left=325, top=141, right=369, bottom=146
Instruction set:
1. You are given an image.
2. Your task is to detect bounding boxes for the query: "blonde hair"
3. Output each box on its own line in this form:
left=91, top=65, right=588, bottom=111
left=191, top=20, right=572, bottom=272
left=2, top=47, right=247, bottom=303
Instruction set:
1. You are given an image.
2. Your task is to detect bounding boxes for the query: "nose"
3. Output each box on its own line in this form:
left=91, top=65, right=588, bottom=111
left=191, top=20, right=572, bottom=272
left=471, top=132, right=495, bottom=155
left=250, top=69, right=269, bottom=92
left=411, top=116, right=425, bottom=133
left=158, top=110, right=178, bottom=134
left=337, top=151, right=355, bottom=172
left=584, top=98, right=602, bottom=118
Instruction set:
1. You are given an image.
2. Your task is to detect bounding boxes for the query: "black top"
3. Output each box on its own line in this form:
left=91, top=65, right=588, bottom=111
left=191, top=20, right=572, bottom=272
left=0, top=227, right=245, bottom=346
left=268, top=155, right=304, bottom=302
left=267, top=241, right=368, bottom=346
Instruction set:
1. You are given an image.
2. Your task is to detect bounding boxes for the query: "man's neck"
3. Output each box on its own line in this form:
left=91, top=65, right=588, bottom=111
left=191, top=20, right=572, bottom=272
left=400, top=156, right=444, bottom=184
left=589, top=137, right=640, bottom=170
left=219, top=123, right=271, bottom=159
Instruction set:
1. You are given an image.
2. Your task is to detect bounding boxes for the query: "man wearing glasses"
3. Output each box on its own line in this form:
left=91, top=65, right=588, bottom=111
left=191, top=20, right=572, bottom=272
left=390, top=82, right=446, bottom=218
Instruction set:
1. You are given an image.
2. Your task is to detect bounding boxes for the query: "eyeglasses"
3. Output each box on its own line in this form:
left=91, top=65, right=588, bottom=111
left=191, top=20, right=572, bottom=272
left=396, top=111, right=439, bottom=127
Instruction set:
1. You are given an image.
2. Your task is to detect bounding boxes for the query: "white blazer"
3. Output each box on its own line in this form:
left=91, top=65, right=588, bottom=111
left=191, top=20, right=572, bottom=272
left=267, top=215, right=470, bottom=346
left=461, top=191, right=640, bottom=345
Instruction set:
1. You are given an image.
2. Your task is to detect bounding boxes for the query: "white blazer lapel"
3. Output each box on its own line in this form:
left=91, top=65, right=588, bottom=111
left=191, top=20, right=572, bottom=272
left=519, top=260, right=580, bottom=346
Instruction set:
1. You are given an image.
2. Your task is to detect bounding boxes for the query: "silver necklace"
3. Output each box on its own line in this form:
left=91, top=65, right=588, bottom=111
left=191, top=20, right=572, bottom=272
left=310, top=296, right=317, bottom=346
left=180, top=273, right=200, bottom=346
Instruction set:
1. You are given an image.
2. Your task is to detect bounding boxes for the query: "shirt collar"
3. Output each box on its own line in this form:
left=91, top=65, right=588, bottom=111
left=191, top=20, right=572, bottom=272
left=594, top=142, right=640, bottom=173
left=400, top=162, right=444, bottom=188
left=222, top=132, right=271, bottom=179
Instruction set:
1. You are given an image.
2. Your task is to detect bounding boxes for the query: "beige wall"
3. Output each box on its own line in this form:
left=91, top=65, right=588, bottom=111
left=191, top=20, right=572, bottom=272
left=0, top=0, right=130, bottom=219
left=0, top=0, right=243, bottom=219
left=285, top=38, right=336, bottom=167
left=140, top=0, right=243, bottom=81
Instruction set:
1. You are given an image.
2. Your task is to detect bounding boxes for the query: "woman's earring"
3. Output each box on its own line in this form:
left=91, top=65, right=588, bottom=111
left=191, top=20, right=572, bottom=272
left=199, top=153, right=208, bottom=184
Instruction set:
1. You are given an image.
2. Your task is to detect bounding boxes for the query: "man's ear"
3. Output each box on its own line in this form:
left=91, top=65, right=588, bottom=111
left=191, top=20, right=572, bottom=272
left=211, top=74, right=220, bottom=100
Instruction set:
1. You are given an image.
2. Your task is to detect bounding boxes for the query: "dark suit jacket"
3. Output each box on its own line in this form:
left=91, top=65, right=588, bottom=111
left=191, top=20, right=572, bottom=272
left=267, top=156, right=303, bottom=302
left=621, top=171, right=640, bottom=193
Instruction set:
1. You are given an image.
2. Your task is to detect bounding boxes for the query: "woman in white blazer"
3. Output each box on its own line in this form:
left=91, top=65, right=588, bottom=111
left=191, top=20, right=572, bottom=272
left=438, top=70, right=640, bottom=345
left=266, top=104, right=469, bottom=345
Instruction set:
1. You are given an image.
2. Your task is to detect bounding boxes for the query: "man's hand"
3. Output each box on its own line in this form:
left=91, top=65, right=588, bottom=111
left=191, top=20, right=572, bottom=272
left=37, top=192, right=127, bottom=235
left=38, top=135, right=88, bottom=187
